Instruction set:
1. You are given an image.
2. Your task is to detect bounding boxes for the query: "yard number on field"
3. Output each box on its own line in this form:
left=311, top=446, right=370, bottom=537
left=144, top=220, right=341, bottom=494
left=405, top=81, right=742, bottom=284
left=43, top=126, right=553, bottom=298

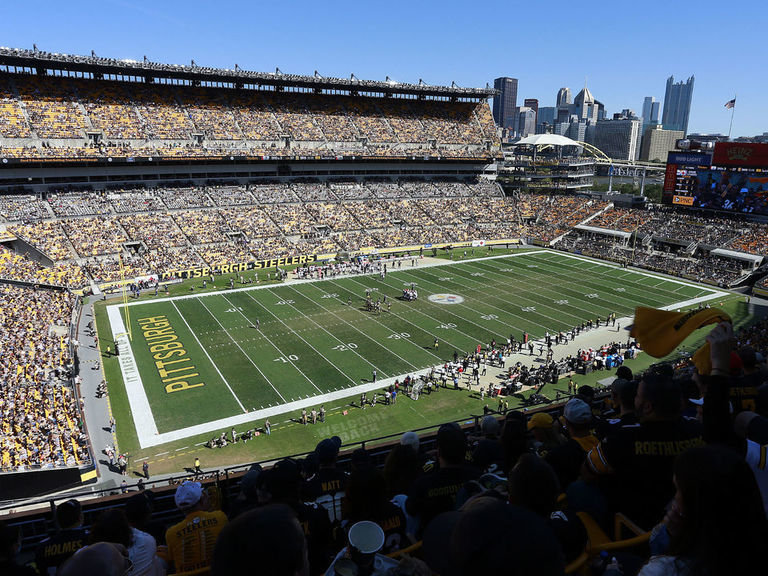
left=388, top=332, right=411, bottom=339
left=274, top=355, right=300, bottom=363
left=333, top=343, right=358, bottom=351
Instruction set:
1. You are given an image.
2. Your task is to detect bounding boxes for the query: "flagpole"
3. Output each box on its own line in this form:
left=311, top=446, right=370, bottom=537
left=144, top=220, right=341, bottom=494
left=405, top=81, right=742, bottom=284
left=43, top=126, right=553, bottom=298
left=727, top=94, right=736, bottom=140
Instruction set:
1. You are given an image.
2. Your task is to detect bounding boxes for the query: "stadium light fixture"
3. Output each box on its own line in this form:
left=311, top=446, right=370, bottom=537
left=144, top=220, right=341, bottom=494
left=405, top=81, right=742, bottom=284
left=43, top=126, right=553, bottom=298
left=419, top=78, right=425, bottom=86
left=276, top=67, right=282, bottom=75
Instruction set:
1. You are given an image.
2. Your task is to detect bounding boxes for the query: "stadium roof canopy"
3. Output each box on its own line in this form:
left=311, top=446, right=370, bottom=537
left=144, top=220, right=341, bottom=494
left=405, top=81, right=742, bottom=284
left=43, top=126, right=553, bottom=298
left=0, top=47, right=496, bottom=100
left=514, top=134, right=583, bottom=147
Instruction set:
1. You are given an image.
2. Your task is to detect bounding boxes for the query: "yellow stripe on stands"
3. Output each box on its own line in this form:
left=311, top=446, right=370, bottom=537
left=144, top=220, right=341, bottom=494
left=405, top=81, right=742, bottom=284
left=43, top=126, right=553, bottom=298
left=80, top=468, right=97, bottom=482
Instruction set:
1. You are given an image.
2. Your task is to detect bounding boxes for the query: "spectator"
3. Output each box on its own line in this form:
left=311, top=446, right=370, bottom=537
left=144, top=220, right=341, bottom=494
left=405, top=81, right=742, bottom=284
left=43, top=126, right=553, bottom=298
left=123, top=495, right=165, bottom=576
left=527, top=412, right=566, bottom=457
left=165, top=481, right=227, bottom=574
left=406, top=423, right=480, bottom=537
left=261, top=458, right=332, bottom=575
left=58, top=542, right=131, bottom=576
left=584, top=369, right=705, bottom=530
left=508, top=453, right=587, bottom=564
left=470, top=415, right=504, bottom=473
left=422, top=495, right=564, bottom=576
left=211, top=504, right=309, bottom=576
left=342, top=465, right=409, bottom=554
left=638, top=445, right=767, bottom=575
left=383, top=443, right=423, bottom=498
left=35, top=499, right=88, bottom=575
left=595, top=378, right=638, bottom=438
left=0, top=521, right=36, bottom=576
left=227, top=464, right=264, bottom=520
left=303, top=437, right=348, bottom=501
left=499, top=411, right=529, bottom=473
left=545, top=398, right=598, bottom=490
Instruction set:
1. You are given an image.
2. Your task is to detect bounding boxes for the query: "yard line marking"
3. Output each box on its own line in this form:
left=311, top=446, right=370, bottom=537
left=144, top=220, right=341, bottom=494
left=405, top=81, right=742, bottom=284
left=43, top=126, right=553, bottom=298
left=194, top=297, right=286, bottom=403
left=172, top=300, right=249, bottom=411
left=220, top=293, right=321, bottom=393
left=537, top=250, right=725, bottom=295
left=270, top=286, right=390, bottom=377
left=376, top=271, right=516, bottom=340
left=486, top=254, right=689, bottom=310
left=243, top=290, right=357, bottom=387
left=416, top=264, right=578, bottom=329
left=342, top=275, right=476, bottom=349
left=289, top=283, right=420, bottom=371
left=459, top=259, right=623, bottom=321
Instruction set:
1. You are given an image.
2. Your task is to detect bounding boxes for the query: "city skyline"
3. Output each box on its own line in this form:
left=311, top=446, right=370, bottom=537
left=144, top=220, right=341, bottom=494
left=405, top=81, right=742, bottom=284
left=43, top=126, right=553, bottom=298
left=0, top=0, right=763, bottom=137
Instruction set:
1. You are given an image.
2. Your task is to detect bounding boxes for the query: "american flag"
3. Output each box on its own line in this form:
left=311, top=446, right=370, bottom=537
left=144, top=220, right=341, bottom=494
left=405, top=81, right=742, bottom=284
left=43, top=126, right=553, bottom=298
left=725, top=98, right=736, bottom=109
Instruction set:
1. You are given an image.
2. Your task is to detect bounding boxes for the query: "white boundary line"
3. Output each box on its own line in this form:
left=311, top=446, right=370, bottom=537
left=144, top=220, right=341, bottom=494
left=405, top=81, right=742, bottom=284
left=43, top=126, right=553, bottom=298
left=105, top=248, right=730, bottom=448
left=106, top=306, right=159, bottom=442
left=128, top=370, right=433, bottom=448
left=170, top=300, right=248, bottom=413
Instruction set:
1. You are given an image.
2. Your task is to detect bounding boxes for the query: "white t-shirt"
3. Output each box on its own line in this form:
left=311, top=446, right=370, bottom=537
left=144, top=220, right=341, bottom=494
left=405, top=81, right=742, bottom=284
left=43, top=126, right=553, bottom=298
left=129, top=527, right=165, bottom=576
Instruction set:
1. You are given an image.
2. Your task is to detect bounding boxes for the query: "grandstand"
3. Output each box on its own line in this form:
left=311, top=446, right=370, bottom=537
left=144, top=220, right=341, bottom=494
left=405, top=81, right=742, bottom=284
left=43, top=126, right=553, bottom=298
left=1, top=46, right=768, bottom=576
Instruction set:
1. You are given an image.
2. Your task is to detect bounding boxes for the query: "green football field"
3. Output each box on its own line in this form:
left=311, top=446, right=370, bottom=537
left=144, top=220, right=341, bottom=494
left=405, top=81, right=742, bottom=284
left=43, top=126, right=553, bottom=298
left=104, top=249, right=725, bottom=450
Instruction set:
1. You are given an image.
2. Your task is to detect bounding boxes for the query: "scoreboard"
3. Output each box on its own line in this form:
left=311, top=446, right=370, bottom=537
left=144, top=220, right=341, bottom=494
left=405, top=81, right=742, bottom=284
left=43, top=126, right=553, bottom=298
left=663, top=144, right=768, bottom=215
left=662, top=152, right=712, bottom=206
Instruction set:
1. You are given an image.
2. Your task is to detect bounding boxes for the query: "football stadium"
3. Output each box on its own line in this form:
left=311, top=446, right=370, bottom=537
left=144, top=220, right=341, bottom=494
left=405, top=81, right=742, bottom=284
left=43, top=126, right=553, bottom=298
left=0, top=34, right=767, bottom=576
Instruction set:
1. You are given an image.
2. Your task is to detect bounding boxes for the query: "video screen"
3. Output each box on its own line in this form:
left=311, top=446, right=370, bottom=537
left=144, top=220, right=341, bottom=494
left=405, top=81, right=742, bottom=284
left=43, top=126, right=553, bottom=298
left=664, top=165, right=768, bottom=214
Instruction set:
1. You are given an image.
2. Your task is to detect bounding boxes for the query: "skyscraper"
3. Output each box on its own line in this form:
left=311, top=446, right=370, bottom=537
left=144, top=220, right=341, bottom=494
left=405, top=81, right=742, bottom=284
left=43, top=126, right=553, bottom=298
left=642, top=96, right=660, bottom=130
left=661, top=76, right=695, bottom=135
left=516, top=107, right=536, bottom=137
left=591, top=118, right=643, bottom=161
left=556, top=87, right=572, bottom=107
left=492, top=77, right=518, bottom=130
left=523, top=98, right=539, bottom=125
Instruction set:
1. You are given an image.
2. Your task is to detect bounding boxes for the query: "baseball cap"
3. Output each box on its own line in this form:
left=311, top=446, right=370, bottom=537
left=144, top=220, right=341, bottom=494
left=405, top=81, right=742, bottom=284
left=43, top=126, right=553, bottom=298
left=563, top=399, right=592, bottom=425
left=400, top=431, right=420, bottom=451
left=480, top=415, right=500, bottom=436
left=315, top=436, right=342, bottom=464
left=264, top=459, right=301, bottom=498
left=527, top=412, right=553, bottom=431
left=174, top=481, right=203, bottom=510
left=240, top=464, right=263, bottom=493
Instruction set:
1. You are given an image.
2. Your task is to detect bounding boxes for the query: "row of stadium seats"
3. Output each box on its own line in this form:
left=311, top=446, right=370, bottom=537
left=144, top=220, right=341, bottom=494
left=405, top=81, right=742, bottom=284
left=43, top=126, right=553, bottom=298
left=2, top=184, right=767, bottom=287
left=0, top=73, right=501, bottom=159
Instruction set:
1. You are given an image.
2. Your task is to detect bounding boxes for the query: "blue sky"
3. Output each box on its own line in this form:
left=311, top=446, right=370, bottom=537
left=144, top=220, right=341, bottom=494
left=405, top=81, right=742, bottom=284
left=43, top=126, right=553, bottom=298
left=1, top=0, right=764, bottom=137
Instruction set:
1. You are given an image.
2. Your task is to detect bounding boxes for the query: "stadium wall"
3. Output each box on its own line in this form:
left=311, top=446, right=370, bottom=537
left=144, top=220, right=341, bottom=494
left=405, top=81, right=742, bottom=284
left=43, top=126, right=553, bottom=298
left=0, top=159, right=495, bottom=192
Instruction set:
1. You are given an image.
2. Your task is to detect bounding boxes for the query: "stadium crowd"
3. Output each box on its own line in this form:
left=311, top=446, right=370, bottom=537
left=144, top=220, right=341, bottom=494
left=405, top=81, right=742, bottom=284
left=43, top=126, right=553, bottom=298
left=4, top=318, right=768, bottom=575
left=0, top=72, right=501, bottom=162
left=0, top=284, right=85, bottom=471
left=1, top=181, right=766, bottom=290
